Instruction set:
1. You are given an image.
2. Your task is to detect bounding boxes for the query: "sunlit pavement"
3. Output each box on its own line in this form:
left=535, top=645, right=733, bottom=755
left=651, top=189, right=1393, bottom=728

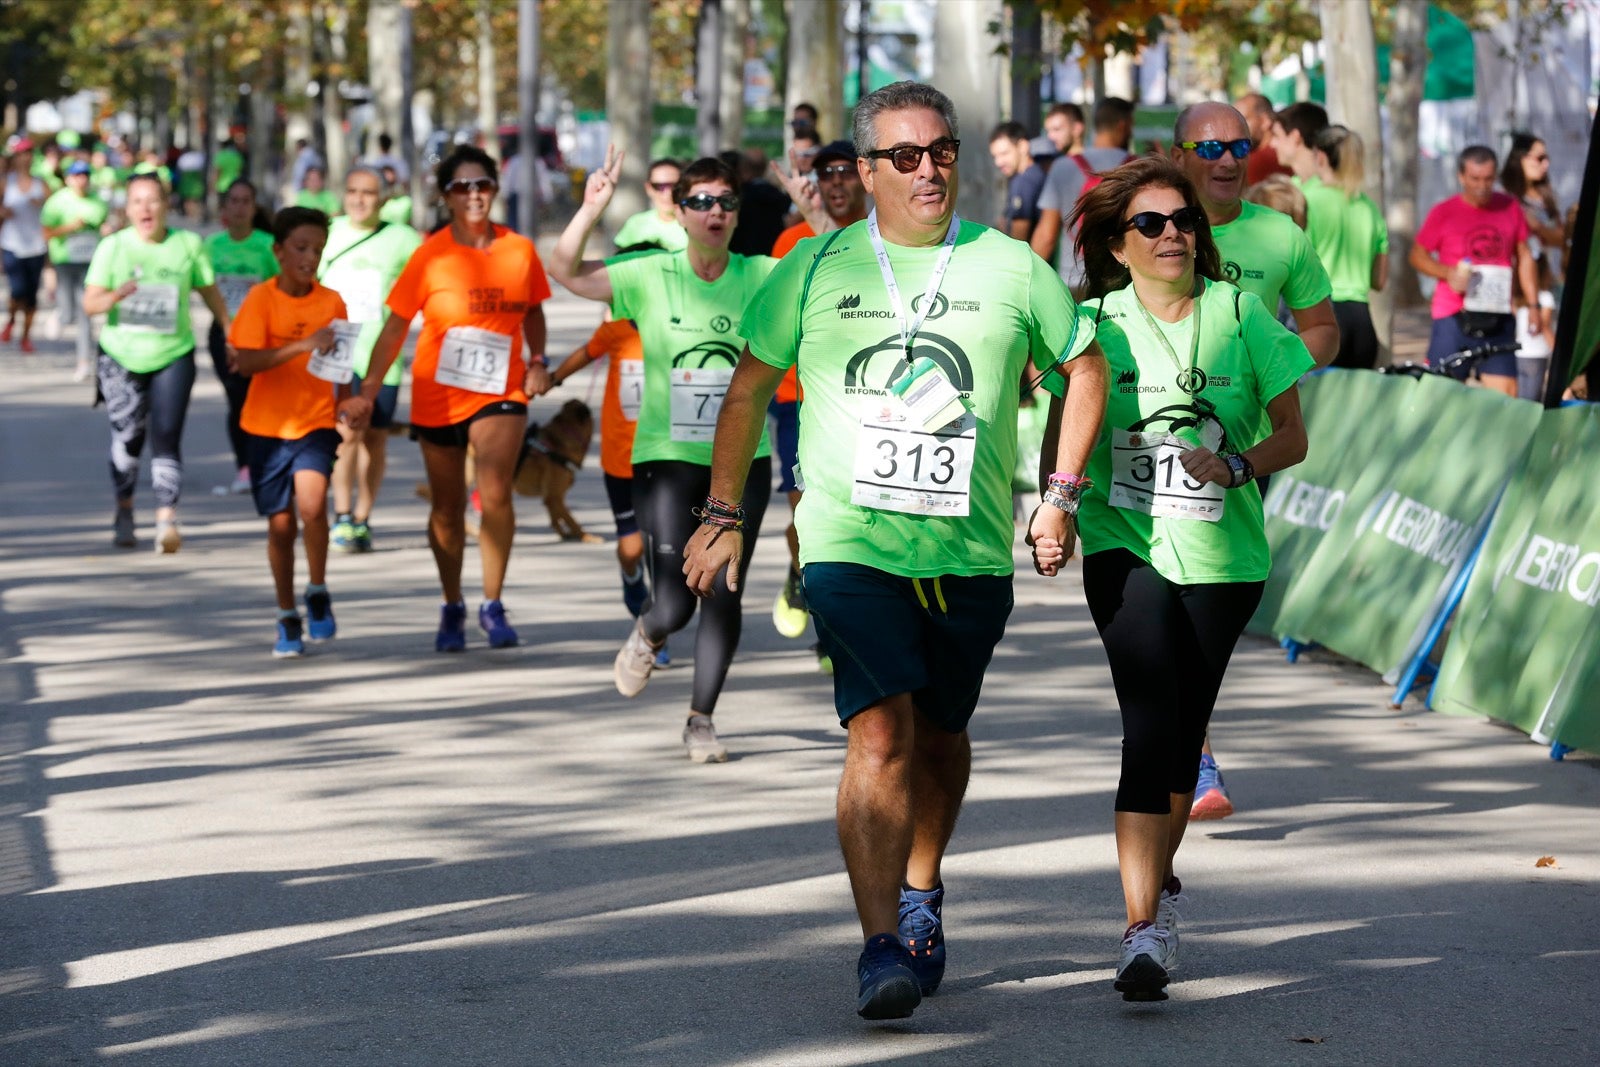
left=1, top=287, right=1596, bottom=1066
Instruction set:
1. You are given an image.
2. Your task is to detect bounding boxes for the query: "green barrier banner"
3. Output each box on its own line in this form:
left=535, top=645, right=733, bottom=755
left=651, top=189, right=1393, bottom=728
left=1432, top=403, right=1600, bottom=753
left=1253, top=370, right=1418, bottom=635
left=1273, top=374, right=1542, bottom=676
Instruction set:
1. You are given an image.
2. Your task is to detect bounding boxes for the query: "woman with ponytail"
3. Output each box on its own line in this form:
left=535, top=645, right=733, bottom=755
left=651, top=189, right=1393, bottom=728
left=1300, top=125, right=1388, bottom=368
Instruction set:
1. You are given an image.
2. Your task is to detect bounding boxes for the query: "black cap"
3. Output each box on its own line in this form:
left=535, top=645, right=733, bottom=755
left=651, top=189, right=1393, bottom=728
left=813, top=140, right=857, bottom=167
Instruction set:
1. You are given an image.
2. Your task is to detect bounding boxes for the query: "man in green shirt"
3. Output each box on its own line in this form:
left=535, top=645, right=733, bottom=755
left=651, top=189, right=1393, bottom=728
left=40, top=160, right=110, bottom=379
left=213, top=138, right=245, bottom=196
left=682, top=81, right=1108, bottom=1021
left=612, top=158, right=688, bottom=252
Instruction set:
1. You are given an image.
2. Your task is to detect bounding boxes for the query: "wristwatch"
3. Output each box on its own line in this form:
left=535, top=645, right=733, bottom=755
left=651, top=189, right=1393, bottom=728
left=1225, top=453, right=1254, bottom=488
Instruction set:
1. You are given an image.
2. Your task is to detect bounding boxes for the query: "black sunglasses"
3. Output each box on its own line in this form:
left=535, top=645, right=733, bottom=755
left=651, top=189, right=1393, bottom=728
left=445, top=177, right=497, bottom=194
left=865, top=138, right=960, bottom=174
left=1177, top=139, right=1253, bottom=161
left=679, top=192, right=741, bottom=212
left=649, top=181, right=675, bottom=192
left=1123, top=206, right=1206, bottom=239
left=817, top=163, right=856, bottom=180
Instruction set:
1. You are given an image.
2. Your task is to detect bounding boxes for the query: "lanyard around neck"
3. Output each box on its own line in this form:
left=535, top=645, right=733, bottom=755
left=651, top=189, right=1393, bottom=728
left=1134, top=282, right=1204, bottom=392
left=866, top=209, right=960, bottom=364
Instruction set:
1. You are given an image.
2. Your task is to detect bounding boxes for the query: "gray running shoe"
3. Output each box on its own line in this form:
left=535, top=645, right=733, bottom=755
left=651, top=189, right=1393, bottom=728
left=1155, top=878, right=1186, bottom=971
left=1114, top=921, right=1174, bottom=1001
left=682, top=713, right=728, bottom=763
left=113, top=509, right=135, bottom=548
left=613, top=622, right=658, bottom=698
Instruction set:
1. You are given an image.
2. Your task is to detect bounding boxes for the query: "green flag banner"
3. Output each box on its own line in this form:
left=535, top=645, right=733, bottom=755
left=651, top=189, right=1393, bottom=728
left=1253, top=370, right=1418, bottom=635
left=1273, top=375, right=1542, bottom=676
left=1432, top=403, right=1600, bottom=753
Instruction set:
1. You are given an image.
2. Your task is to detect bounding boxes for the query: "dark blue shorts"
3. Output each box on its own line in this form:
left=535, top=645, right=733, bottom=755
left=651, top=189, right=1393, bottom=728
left=351, top=371, right=400, bottom=430
left=1428, top=313, right=1518, bottom=379
left=768, top=398, right=800, bottom=493
left=603, top=472, right=638, bottom=537
left=802, top=562, right=1014, bottom=732
left=247, top=429, right=339, bottom=517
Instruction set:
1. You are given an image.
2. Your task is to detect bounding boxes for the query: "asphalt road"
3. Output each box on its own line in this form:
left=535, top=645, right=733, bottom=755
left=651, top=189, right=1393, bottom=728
left=1, top=288, right=1596, bottom=1066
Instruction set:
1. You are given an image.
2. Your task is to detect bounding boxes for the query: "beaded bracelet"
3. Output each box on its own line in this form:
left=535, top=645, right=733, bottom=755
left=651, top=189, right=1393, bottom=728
left=693, top=495, right=746, bottom=530
left=1047, top=472, right=1090, bottom=490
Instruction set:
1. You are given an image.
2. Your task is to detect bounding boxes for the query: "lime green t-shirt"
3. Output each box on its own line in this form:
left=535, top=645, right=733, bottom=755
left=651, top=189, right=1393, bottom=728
left=203, top=229, right=280, bottom=319
left=379, top=196, right=413, bottom=226
left=744, top=219, right=1096, bottom=579
left=318, top=216, right=424, bottom=383
left=39, top=188, right=109, bottom=265
left=1300, top=176, right=1389, bottom=304
left=1074, top=280, right=1314, bottom=584
left=133, top=162, right=172, bottom=190
left=86, top=227, right=216, bottom=372
left=613, top=209, right=689, bottom=253
left=30, top=159, right=63, bottom=192
left=91, top=167, right=119, bottom=202
left=294, top=188, right=341, bottom=217
left=214, top=147, right=245, bottom=191
left=1210, top=200, right=1332, bottom=311
left=607, top=249, right=775, bottom=466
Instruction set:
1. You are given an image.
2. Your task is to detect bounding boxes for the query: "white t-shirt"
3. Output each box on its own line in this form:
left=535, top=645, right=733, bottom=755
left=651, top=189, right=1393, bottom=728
left=1, top=176, right=48, bottom=258
left=1515, top=292, right=1557, bottom=359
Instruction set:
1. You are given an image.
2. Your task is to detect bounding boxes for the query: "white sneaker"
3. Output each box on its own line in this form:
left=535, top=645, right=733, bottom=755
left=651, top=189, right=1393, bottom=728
left=1113, top=921, right=1173, bottom=1001
left=613, top=622, right=658, bottom=698
left=155, top=521, right=182, bottom=554
left=1155, top=879, right=1186, bottom=970
left=682, top=713, right=728, bottom=763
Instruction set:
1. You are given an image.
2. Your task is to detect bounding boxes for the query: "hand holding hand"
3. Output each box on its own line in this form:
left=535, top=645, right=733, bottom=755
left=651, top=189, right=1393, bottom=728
left=524, top=362, right=553, bottom=397
left=337, top=394, right=374, bottom=433
left=1025, top=504, right=1076, bottom=577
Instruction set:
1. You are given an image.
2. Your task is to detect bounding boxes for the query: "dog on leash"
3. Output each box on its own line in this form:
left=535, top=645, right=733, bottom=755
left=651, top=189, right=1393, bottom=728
left=413, top=399, right=602, bottom=542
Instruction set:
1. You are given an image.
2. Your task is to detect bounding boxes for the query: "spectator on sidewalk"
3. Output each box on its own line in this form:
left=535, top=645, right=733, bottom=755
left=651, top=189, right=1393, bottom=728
left=1237, top=93, right=1292, bottom=186
left=989, top=121, right=1046, bottom=241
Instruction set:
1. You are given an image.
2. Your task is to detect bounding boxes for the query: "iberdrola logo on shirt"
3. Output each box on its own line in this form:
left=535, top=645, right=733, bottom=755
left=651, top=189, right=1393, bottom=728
left=842, top=332, right=974, bottom=395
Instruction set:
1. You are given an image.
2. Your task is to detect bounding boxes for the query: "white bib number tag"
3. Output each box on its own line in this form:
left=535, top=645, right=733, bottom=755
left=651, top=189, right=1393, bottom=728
left=618, top=360, right=645, bottom=421
left=435, top=326, right=513, bottom=394
left=1463, top=263, right=1513, bottom=314
left=327, top=266, right=384, bottom=323
left=120, top=283, right=179, bottom=333
left=306, top=320, right=364, bottom=384
left=850, top=398, right=975, bottom=517
left=669, top=366, right=732, bottom=442
left=64, top=229, right=99, bottom=264
left=1108, top=428, right=1225, bottom=522
left=215, top=274, right=257, bottom=317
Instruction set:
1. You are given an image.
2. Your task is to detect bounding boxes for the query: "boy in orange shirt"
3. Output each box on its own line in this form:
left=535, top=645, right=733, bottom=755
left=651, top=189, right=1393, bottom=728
left=228, top=207, right=351, bottom=657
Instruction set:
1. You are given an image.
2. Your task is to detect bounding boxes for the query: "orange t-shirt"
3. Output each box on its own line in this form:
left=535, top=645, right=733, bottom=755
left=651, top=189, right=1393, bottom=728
left=585, top=319, right=644, bottom=479
left=768, top=222, right=817, bottom=404
left=385, top=224, right=553, bottom=427
left=230, top=279, right=349, bottom=440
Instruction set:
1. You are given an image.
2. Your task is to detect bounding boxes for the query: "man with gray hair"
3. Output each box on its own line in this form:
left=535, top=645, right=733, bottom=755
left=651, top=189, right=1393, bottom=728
left=682, top=80, right=1108, bottom=1020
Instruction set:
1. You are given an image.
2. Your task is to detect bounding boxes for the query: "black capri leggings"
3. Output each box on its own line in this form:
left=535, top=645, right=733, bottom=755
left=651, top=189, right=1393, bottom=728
left=634, top=456, right=771, bottom=715
left=209, top=320, right=253, bottom=470
left=1082, top=548, right=1264, bottom=815
left=1331, top=300, right=1379, bottom=370
left=96, top=349, right=197, bottom=511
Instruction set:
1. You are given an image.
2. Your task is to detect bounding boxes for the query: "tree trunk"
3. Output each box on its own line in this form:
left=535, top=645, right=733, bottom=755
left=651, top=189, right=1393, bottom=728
left=1010, top=1, right=1042, bottom=131
left=607, top=0, right=653, bottom=230
left=788, top=0, right=842, bottom=147
left=321, top=3, right=350, bottom=185
left=367, top=0, right=407, bottom=167
left=1385, top=0, right=1428, bottom=308
left=477, top=0, right=500, bottom=161
left=284, top=1, right=315, bottom=203
left=1322, top=0, right=1392, bottom=358
left=697, top=0, right=724, bottom=157
left=935, top=0, right=1002, bottom=225
left=517, top=0, right=542, bottom=236
left=721, top=0, right=750, bottom=150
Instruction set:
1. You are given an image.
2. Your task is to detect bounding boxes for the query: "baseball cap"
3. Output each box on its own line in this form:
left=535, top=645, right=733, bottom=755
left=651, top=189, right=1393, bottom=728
left=813, top=140, right=857, bottom=167
left=66, top=160, right=92, bottom=175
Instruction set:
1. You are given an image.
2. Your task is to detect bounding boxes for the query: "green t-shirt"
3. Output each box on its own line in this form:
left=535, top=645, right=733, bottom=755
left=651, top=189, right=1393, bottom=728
left=1210, top=200, right=1332, bottom=311
left=613, top=209, right=689, bottom=253
left=744, top=219, right=1095, bottom=579
left=608, top=249, right=775, bottom=466
left=203, top=229, right=279, bottom=319
left=1300, top=176, right=1390, bottom=304
left=39, top=188, right=109, bottom=265
left=1075, top=280, right=1314, bottom=584
left=30, top=159, right=63, bottom=192
left=294, top=188, right=341, bottom=217
left=378, top=196, right=413, bottom=226
left=86, top=227, right=215, bottom=371
left=133, top=162, right=172, bottom=190
left=214, top=147, right=245, bottom=191
left=318, top=216, right=424, bottom=383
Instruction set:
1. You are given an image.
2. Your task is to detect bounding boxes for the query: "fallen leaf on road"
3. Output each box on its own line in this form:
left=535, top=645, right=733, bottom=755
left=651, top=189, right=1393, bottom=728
left=1536, top=856, right=1558, bottom=868
left=1290, top=1036, right=1327, bottom=1044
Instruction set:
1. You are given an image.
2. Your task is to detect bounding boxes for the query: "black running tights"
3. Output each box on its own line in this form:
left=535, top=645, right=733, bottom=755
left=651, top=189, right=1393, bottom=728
left=1081, top=548, right=1264, bottom=815
left=209, top=320, right=252, bottom=470
left=97, top=350, right=196, bottom=510
left=634, top=457, right=771, bottom=715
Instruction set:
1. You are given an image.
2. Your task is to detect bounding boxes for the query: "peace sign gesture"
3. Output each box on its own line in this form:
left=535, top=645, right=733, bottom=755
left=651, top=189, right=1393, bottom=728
left=583, top=143, right=626, bottom=213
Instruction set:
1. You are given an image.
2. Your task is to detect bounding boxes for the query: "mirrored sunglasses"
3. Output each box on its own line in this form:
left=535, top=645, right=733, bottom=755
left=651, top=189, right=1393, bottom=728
left=865, top=138, right=960, bottom=174
left=1178, top=139, right=1252, bottom=161
left=679, top=192, right=741, bottom=212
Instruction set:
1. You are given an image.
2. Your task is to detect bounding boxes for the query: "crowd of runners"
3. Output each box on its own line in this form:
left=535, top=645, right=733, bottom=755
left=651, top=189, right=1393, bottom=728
left=1, top=78, right=1577, bottom=1019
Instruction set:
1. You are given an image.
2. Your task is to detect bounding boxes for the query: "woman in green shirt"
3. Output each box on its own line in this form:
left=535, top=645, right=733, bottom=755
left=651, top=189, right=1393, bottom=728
left=1051, top=157, right=1310, bottom=1001
left=83, top=172, right=230, bottom=552
left=1299, top=126, right=1388, bottom=369
left=203, top=179, right=279, bottom=493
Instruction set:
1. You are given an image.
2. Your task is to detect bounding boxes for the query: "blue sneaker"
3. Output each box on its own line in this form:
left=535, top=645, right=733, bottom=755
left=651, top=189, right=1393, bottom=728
left=856, top=933, right=921, bottom=1020
left=622, top=569, right=649, bottom=617
left=1190, top=753, right=1234, bottom=821
left=898, top=884, right=945, bottom=995
left=655, top=642, right=671, bottom=668
left=273, top=615, right=305, bottom=658
left=436, top=601, right=467, bottom=652
left=331, top=514, right=357, bottom=553
left=351, top=520, right=373, bottom=553
left=305, top=588, right=336, bottom=641
left=479, top=599, right=519, bottom=648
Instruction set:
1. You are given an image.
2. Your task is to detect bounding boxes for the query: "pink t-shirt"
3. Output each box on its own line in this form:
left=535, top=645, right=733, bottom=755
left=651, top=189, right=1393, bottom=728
left=1415, top=192, right=1528, bottom=318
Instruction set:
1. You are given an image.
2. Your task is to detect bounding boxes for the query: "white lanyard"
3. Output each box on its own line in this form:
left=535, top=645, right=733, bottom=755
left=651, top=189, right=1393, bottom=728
left=1133, top=287, right=1204, bottom=394
left=866, top=209, right=960, bottom=363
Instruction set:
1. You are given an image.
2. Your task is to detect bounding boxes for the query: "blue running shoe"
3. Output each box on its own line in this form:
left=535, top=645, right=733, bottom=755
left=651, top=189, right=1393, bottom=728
left=351, top=521, right=373, bottom=553
left=857, top=933, right=921, bottom=1020
left=436, top=601, right=467, bottom=652
left=305, top=588, right=336, bottom=641
left=479, top=599, right=519, bottom=648
left=1190, top=753, right=1234, bottom=821
left=273, top=615, right=305, bottom=658
left=654, top=643, right=671, bottom=668
left=621, top=568, right=649, bottom=617
left=331, top=514, right=357, bottom=553
left=898, top=883, right=946, bottom=995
